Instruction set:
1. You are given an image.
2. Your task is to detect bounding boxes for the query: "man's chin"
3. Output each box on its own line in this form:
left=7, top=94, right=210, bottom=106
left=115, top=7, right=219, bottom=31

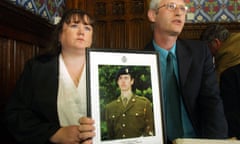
left=169, top=31, right=181, bottom=36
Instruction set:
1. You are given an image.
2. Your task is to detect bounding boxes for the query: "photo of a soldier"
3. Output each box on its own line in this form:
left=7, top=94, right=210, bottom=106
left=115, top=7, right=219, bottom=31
left=103, top=66, right=155, bottom=140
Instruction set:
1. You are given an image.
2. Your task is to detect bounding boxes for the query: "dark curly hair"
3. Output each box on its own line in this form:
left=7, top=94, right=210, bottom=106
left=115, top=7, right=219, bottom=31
left=200, top=24, right=230, bottom=45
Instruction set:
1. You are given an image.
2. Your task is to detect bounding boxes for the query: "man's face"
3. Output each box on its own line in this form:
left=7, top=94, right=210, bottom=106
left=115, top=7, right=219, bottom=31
left=208, top=39, right=222, bottom=56
left=117, top=74, right=134, bottom=92
left=149, top=0, right=187, bottom=36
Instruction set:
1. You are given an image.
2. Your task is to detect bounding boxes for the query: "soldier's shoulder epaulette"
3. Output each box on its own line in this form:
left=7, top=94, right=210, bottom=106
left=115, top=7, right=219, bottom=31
left=135, top=95, right=150, bottom=101
left=105, top=98, right=120, bottom=108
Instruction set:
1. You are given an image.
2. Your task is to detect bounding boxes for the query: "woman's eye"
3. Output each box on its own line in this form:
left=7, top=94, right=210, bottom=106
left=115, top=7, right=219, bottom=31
left=84, top=26, right=92, bottom=31
left=70, top=24, right=78, bottom=28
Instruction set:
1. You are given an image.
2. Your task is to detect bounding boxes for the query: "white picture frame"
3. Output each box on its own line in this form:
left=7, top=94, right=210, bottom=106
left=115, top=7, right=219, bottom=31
left=86, top=48, right=166, bottom=144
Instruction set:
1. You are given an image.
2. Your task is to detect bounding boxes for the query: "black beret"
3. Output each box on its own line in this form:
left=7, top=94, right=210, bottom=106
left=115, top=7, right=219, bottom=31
left=115, top=66, right=133, bottom=80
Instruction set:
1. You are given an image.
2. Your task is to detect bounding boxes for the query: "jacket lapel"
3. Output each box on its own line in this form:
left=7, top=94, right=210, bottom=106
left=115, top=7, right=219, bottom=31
left=176, top=40, right=192, bottom=87
left=145, top=40, right=193, bottom=87
left=37, top=55, right=59, bottom=122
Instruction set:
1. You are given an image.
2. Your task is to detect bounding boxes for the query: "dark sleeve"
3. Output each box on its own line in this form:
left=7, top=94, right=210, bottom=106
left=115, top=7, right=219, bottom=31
left=198, top=43, right=228, bottom=138
left=4, top=59, right=60, bottom=144
left=220, top=66, right=240, bottom=138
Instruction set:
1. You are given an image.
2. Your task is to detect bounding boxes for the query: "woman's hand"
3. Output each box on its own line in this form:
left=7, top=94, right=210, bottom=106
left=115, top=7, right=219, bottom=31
left=78, top=117, right=95, bottom=143
left=50, top=117, right=95, bottom=144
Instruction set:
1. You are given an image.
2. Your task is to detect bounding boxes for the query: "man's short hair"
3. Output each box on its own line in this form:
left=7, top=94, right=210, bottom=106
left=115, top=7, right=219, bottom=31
left=149, top=0, right=162, bottom=9
left=200, top=24, right=230, bottom=43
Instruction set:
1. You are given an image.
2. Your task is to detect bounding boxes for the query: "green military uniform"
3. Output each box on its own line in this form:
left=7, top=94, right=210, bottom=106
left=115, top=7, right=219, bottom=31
left=105, top=94, right=154, bottom=139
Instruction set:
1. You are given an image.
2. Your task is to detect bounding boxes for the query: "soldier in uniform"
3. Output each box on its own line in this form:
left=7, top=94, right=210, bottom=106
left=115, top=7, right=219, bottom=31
left=105, top=66, right=154, bottom=140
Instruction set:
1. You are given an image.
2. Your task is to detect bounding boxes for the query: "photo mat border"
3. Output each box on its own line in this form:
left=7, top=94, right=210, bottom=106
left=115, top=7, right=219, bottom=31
left=86, top=48, right=166, bottom=144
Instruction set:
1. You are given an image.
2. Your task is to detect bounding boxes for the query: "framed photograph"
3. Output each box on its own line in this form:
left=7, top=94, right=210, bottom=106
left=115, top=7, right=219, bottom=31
left=86, top=48, right=166, bottom=144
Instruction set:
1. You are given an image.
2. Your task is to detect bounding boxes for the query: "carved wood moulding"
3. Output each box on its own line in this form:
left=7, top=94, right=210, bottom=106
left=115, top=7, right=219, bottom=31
left=66, top=0, right=85, bottom=9
left=94, top=0, right=146, bottom=20
left=112, top=1, right=125, bottom=15
left=0, top=0, right=55, bottom=48
left=95, top=2, right=106, bottom=16
left=131, top=0, right=144, bottom=15
left=180, top=22, right=240, bottom=39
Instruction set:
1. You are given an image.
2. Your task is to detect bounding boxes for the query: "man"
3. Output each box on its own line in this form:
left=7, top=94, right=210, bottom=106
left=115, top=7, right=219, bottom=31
left=200, top=24, right=230, bottom=57
left=105, top=66, right=154, bottom=139
left=145, top=0, right=228, bottom=143
left=201, top=24, right=240, bottom=139
left=200, top=24, right=240, bottom=81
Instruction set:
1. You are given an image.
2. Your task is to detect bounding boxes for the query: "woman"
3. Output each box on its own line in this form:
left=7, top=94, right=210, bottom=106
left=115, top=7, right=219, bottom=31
left=5, top=9, right=95, bottom=144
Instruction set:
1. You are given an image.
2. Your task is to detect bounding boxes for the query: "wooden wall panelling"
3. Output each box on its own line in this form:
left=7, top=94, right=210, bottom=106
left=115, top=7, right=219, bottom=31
left=66, top=0, right=86, bottom=10
left=0, top=0, right=54, bottom=99
left=0, top=1, right=55, bottom=143
left=0, top=38, right=40, bottom=106
left=0, top=38, right=13, bottom=104
left=109, top=20, right=127, bottom=49
left=0, top=1, right=55, bottom=48
left=93, top=21, right=108, bottom=48
left=83, top=0, right=151, bottom=50
left=180, top=22, right=240, bottom=40
left=0, top=39, right=43, bottom=144
left=127, top=19, right=152, bottom=49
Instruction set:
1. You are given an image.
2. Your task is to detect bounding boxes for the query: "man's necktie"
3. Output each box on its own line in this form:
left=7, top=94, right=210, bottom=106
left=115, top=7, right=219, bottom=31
left=166, top=52, right=183, bottom=141
left=123, top=97, right=128, bottom=107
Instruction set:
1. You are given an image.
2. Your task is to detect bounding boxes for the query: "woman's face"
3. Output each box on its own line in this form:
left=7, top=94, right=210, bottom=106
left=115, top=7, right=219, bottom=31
left=59, top=15, right=93, bottom=51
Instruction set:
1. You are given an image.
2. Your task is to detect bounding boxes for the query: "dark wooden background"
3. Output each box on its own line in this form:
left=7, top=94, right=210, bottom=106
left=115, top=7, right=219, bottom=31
left=1, top=0, right=240, bottom=143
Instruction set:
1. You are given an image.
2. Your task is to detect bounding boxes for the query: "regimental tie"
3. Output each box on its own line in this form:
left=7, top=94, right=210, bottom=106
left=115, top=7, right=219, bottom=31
left=123, top=97, right=128, bottom=107
left=166, top=52, right=183, bottom=141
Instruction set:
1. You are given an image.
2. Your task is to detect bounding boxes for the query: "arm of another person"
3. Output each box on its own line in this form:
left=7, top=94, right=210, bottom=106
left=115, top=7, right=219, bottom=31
left=220, top=65, right=240, bottom=138
left=179, top=40, right=227, bottom=138
left=198, top=43, right=228, bottom=138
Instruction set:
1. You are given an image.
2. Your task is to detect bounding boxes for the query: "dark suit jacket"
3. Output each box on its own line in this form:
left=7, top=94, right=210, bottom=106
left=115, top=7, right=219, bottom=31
left=145, top=40, right=228, bottom=139
left=220, top=63, right=240, bottom=139
left=5, top=54, right=60, bottom=144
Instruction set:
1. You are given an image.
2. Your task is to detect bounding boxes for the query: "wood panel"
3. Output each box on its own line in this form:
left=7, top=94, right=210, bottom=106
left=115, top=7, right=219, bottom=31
left=85, top=0, right=151, bottom=50
left=0, top=0, right=54, bottom=103
left=180, top=22, right=240, bottom=40
left=0, top=1, right=54, bottom=48
left=66, top=0, right=86, bottom=10
left=127, top=19, right=152, bottom=49
left=0, top=39, right=41, bottom=98
left=0, top=1, right=54, bottom=143
left=0, top=38, right=42, bottom=144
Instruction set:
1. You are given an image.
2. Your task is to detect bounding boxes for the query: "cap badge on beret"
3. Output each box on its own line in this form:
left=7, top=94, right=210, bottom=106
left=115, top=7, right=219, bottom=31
left=125, top=68, right=129, bottom=73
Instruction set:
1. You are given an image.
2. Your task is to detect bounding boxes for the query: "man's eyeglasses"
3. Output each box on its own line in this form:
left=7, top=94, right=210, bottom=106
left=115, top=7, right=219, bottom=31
left=157, top=2, right=188, bottom=14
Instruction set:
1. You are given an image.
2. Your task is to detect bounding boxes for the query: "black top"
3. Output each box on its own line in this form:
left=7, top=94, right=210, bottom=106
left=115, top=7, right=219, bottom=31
left=220, top=63, right=240, bottom=139
left=5, top=54, right=60, bottom=144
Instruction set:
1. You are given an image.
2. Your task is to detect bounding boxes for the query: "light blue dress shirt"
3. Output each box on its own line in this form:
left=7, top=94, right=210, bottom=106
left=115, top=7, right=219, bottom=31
left=153, top=40, right=196, bottom=138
